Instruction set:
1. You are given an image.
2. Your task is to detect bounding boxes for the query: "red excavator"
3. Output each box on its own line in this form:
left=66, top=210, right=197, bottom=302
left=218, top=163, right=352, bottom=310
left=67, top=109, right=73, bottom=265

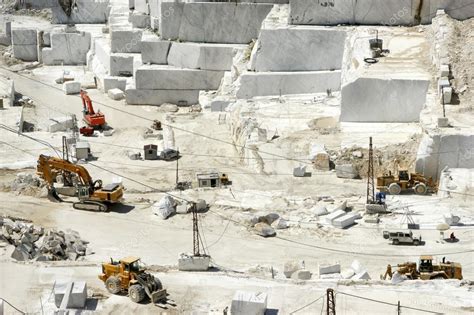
left=81, top=90, right=106, bottom=130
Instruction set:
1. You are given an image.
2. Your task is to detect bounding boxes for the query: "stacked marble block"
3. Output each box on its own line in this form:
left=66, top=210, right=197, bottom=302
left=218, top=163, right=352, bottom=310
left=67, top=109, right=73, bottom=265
left=11, top=26, right=92, bottom=65
left=11, top=28, right=38, bottom=61
left=235, top=5, right=345, bottom=99
left=42, top=29, right=92, bottom=65
left=432, top=11, right=454, bottom=106
left=88, top=1, right=144, bottom=95
left=125, top=1, right=273, bottom=105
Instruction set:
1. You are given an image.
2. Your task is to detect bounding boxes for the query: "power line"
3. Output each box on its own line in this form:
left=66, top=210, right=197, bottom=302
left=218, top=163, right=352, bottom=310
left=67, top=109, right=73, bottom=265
left=2, top=125, right=472, bottom=259
left=289, top=294, right=325, bottom=314
left=336, top=291, right=443, bottom=314
left=0, top=297, right=26, bottom=314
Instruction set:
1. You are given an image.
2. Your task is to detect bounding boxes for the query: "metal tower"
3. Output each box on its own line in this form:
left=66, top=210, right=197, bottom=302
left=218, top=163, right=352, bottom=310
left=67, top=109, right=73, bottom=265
left=327, top=288, right=336, bottom=315
left=367, top=137, right=375, bottom=204
left=192, top=203, right=200, bottom=256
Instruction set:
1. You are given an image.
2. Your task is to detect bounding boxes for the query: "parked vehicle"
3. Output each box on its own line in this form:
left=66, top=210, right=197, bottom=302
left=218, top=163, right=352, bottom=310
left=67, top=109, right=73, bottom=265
left=383, top=230, right=422, bottom=245
left=160, top=149, right=179, bottom=161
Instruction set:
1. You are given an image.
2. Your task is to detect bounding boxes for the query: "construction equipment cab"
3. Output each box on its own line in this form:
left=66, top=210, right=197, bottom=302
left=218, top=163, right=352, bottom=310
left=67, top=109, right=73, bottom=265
left=36, top=155, right=123, bottom=212
left=377, top=170, right=437, bottom=195
left=99, top=256, right=167, bottom=303
left=80, top=90, right=106, bottom=129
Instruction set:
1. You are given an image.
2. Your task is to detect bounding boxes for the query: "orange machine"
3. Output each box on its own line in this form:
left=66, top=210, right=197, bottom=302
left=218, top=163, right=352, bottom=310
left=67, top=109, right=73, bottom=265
left=80, top=90, right=106, bottom=129
left=99, top=256, right=166, bottom=303
left=37, top=155, right=123, bottom=211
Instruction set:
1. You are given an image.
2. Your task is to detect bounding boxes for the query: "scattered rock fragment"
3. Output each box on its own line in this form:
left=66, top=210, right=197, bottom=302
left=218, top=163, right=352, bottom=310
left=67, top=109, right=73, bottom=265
left=254, top=222, right=276, bottom=237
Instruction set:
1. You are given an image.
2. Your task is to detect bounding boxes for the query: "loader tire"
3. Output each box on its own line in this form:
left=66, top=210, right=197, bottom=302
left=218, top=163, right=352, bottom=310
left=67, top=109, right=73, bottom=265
left=154, top=278, right=163, bottom=291
left=388, top=183, right=402, bottom=195
left=129, top=284, right=146, bottom=303
left=414, top=183, right=427, bottom=195
left=105, top=276, right=121, bottom=294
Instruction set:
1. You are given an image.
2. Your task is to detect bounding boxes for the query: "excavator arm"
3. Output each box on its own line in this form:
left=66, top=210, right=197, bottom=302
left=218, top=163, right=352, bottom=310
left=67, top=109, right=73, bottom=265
left=80, top=90, right=95, bottom=115
left=37, top=154, right=94, bottom=189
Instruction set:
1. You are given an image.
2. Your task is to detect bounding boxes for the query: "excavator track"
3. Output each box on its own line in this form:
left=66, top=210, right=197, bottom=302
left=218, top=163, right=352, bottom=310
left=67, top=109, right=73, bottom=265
left=73, top=201, right=108, bottom=212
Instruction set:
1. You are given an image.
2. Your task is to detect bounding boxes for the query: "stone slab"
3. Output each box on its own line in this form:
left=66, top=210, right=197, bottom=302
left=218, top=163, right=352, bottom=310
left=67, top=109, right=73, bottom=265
left=439, top=64, right=450, bottom=77
left=51, top=0, right=110, bottom=24
left=159, top=2, right=273, bottom=43
left=168, top=42, right=245, bottom=71
left=110, top=28, right=143, bottom=53
left=141, top=37, right=170, bottom=64
left=332, top=212, right=360, bottom=228
left=129, top=12, right=151, bottom=28
left=442, top=86, right=452, bottom=104
left=108, top=88, right=125, bottom=100
left=12, top=44, right=38, bottom=61
left=135, top=65, right=224, bottom=90
left=134, top=0, right=150, bottom=14
left=231, top=291, right=267, bottom=315
left=319, top=263, right=341, bottom=275
left=125, top=88, right=199, bottom=105
left=102, top=76, right=127, bottom=93
left=250, top=28, right=346, bottom=71
left=11, top=28, right=37, bottom=45
left=415, top=134, right=474, bottom=179
left=236, top=71, right=341, bottom=99
left=291, top=269, right=312, bottom=280
left=110, top=54, right=134, bottom=76
left=325, top=209, right=346, bottom=225
left=289, top=0, right=474, bottom=26
left=93, top=38, right=111, bottom=72
left=340, top=77, right=430, bottom=122
left=63, top=81, right=82, bottom=95
left=178, top=254, right=210, bottom=271
left=102, top=76, right=127, bottom=92
left=42, top=32, right=91, bottom=65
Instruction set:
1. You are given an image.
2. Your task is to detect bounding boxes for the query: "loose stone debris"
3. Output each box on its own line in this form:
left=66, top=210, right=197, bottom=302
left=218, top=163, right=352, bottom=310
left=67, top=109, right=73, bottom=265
left=1, top=217, right=90, bottom=261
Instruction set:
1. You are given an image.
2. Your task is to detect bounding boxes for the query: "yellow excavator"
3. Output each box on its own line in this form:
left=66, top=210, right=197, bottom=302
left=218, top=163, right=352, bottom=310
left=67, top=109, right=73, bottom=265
left=37, top=154, right=124, bottom=212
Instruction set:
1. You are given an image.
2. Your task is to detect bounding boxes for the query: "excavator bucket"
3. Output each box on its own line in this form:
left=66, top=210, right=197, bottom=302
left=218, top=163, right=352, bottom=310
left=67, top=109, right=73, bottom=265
left=150, top=289, right=167, bottom=303
left=47, top=187, right=63, bottom=203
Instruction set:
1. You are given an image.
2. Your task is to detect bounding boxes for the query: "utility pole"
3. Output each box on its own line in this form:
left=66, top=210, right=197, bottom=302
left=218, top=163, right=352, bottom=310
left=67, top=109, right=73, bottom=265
left=397, top=301, right=401, bottom=315
left=326, top=288, right=335, bottom=315
left=175, top=150, right=179, bottom=186
left=62, top=136, right=69, bottom=161
left=367, top=137, right=375, bottom=204
left=192, top=203, right=200, bottom=256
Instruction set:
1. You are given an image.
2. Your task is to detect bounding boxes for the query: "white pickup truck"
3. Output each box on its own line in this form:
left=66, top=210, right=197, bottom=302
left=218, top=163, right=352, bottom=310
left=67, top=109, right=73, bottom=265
left=383, top=231, right=422, bottom=246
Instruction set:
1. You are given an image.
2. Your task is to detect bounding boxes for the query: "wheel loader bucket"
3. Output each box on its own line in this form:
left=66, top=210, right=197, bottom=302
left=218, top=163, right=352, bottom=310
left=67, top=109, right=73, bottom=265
left=47, top=188, right=63, bottom=202
left=150, top=289, right=167, bottom=303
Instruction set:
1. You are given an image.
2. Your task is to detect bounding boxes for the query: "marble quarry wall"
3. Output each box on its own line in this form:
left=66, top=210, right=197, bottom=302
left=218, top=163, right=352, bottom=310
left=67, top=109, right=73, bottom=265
left=249, top=28, right=346, bottom=72
left=340, top=77, right=430, bottom=122
left=159, top=2, right=273, bottom=43
left=416, top=133, right=474, bottom=179
left=289, top=0, right=474, bottom=26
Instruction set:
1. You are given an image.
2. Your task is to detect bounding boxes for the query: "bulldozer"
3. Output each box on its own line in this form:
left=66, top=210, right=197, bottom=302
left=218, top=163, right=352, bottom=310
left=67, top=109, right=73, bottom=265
left=36, top=154, right=123, bottom=212
left=99, top=256, right=167, bottom=303
left=382, top=255, right=463, bottom=280
left=377, top=170, right=437, bottom=195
